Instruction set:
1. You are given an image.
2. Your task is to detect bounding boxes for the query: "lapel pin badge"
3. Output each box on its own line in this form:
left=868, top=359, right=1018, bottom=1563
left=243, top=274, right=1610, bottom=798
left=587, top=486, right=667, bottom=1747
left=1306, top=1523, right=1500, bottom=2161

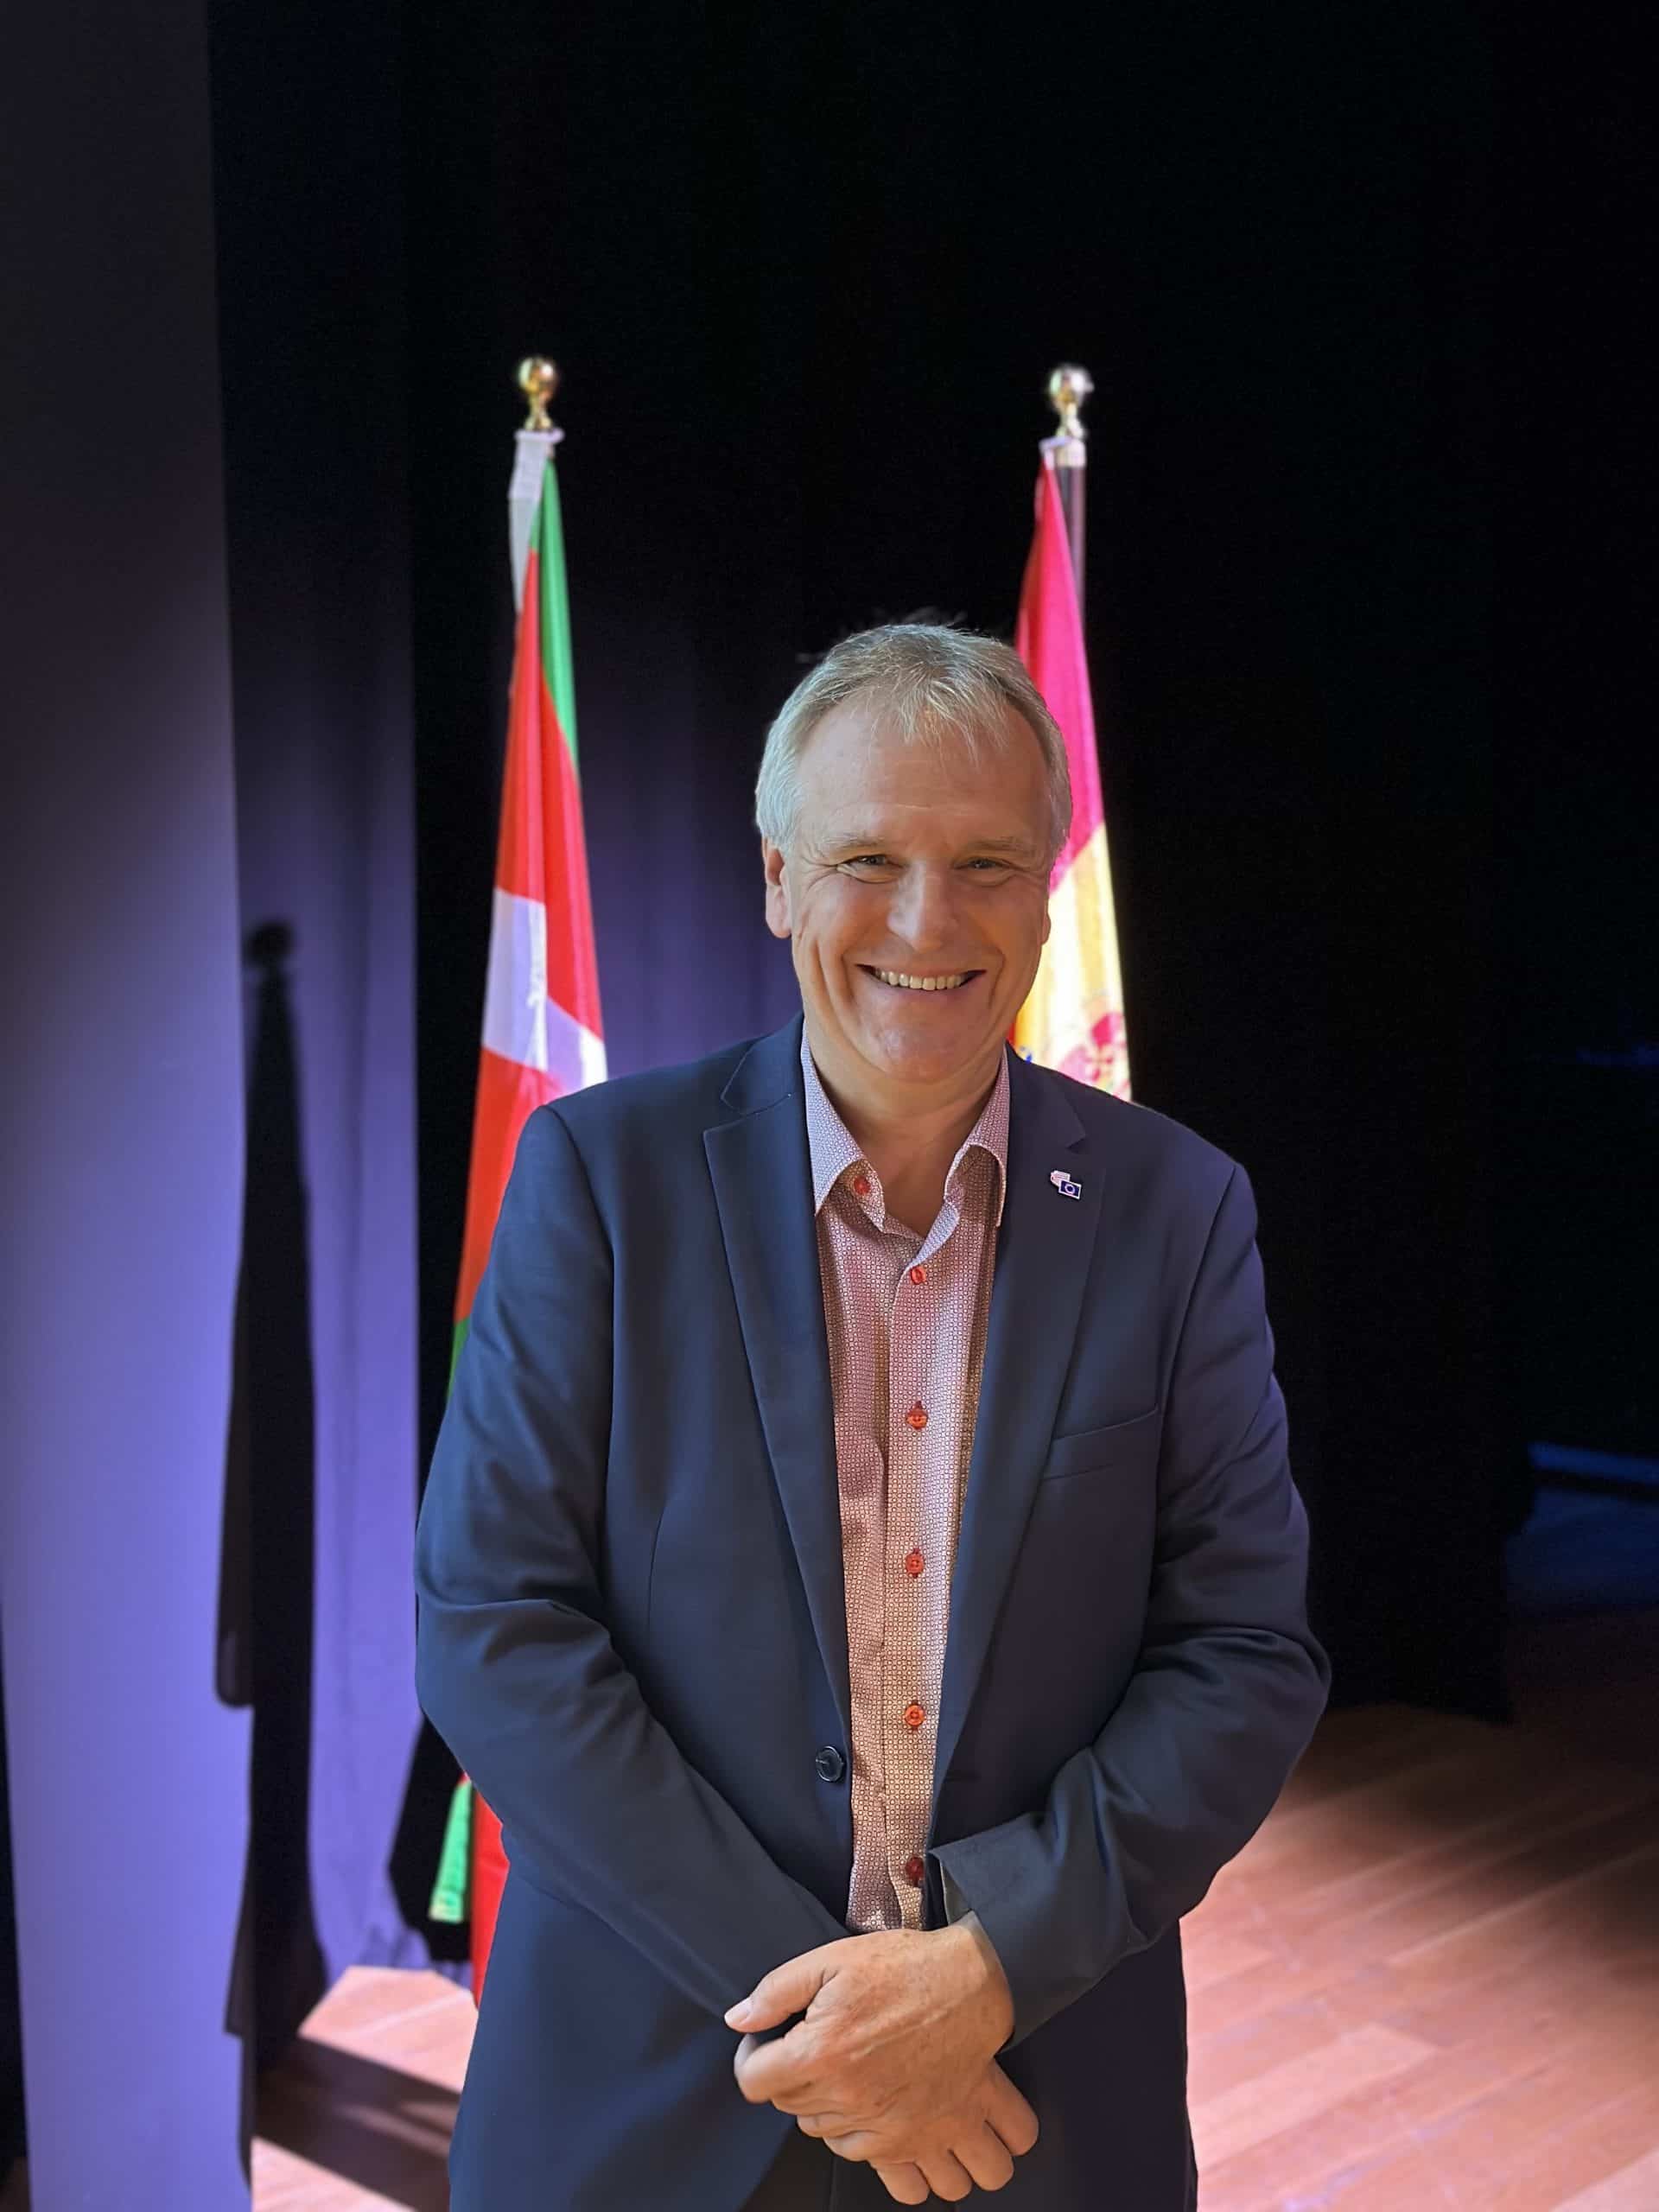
left=1049, top=1169, right=1083, bottom=1201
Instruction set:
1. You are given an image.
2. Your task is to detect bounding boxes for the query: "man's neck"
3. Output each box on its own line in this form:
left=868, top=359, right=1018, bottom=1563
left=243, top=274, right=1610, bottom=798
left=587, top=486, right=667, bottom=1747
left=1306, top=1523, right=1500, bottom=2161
left=805, top=1022, right=1001, bottom=1230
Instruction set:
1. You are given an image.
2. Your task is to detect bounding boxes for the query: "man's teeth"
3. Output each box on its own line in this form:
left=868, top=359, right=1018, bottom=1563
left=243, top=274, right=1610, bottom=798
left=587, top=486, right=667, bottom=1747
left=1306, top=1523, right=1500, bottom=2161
left=874, top=970, right=969, bottom=991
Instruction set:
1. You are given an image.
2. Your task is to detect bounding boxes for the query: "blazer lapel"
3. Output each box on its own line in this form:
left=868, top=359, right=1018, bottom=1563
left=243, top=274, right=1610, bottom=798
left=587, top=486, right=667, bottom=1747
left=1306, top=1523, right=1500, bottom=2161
left=703, top=1018, right=851, bottom=1744
left=931, top=1052, right=1102, bottom=1808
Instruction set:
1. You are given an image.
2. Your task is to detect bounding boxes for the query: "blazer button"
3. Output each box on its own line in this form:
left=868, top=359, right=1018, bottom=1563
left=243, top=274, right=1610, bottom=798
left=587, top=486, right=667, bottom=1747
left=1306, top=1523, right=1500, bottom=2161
left=814, top=1745, right=846, bottom=1783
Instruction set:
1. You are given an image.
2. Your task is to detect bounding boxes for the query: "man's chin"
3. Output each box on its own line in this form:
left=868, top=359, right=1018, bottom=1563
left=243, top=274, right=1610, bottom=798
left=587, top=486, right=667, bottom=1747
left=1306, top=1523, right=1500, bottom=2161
left=855, top=1027, right=1002, bottom=1090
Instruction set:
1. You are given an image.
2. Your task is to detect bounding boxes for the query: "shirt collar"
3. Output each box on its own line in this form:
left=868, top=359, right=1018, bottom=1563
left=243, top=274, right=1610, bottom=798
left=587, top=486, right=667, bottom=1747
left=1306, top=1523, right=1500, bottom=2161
left=799, top=1029, right=1010, bottom=1228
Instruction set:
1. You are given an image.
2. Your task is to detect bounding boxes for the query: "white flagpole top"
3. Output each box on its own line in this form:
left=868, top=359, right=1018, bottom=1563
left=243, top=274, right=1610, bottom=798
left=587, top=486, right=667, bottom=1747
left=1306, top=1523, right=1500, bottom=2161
left=511, top=429, right=562, bottom=501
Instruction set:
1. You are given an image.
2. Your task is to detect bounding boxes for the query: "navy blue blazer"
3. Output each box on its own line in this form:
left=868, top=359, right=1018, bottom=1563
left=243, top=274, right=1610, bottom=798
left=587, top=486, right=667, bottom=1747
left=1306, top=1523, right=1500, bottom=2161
left=415, top=1016, right=1331, bottom=2210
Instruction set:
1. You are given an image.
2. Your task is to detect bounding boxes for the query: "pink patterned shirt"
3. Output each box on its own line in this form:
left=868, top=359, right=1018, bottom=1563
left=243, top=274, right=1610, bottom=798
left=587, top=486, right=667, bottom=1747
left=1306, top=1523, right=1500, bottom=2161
left=800, top=1032, right=1009, bottom=1932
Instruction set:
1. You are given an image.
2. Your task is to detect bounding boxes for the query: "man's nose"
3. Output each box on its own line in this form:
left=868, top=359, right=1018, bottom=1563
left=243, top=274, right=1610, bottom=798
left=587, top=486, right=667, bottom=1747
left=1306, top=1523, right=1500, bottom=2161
left=887, top=865, right=957, bottom=951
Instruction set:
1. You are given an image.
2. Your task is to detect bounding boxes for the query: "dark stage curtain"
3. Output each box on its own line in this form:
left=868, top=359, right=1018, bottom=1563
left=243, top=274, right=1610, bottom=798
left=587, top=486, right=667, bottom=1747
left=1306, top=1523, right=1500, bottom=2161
left=3, top=11, right=1649, bottom=2193
left=1496, top=10, right=1659, bottom=1473
left=207, top=0, right=429, bottom=2026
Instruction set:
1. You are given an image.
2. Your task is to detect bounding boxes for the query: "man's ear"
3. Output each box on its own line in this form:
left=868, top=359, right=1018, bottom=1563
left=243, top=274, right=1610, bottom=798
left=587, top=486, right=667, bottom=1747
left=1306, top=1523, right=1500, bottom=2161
left=762, top=839, right=791, bottom=941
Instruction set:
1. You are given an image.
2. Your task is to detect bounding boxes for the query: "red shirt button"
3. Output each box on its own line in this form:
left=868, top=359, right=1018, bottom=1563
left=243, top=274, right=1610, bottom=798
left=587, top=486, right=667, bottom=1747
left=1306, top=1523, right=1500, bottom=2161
left=906, top=1402, right=928, bottom=1430
left=905, top=1548, right=925, bottom=1577
left=852, top=1173, right=871, bottom=1197
left=903, top=1701, right=925, bottom=1730
left=904, top=1854, right=925, bottom=1886
left=908, top=1264, right=926, bottom=1286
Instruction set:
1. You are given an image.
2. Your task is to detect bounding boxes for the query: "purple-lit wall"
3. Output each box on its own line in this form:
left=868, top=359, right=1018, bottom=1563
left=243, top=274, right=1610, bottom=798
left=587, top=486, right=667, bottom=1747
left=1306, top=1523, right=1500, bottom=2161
left=0, top=5, right=252, bottom=2206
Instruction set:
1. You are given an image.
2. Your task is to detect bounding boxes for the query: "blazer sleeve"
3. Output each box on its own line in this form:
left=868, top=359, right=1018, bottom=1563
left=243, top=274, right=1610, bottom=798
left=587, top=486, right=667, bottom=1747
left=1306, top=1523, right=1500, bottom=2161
left=928, top=1162, right=1331, bottom=2047
left=415, top=1103, right=850, bottom=2018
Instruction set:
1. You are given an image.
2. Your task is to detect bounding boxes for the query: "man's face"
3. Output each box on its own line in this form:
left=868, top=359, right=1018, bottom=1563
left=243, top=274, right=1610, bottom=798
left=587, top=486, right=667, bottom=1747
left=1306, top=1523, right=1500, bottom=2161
left=763, top=693, right=1053, bottom=1100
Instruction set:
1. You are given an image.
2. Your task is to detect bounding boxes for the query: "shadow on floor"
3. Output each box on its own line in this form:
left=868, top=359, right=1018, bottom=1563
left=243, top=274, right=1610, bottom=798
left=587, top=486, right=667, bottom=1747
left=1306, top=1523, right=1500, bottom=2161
left=259, top=2039, right=456, bottom=2212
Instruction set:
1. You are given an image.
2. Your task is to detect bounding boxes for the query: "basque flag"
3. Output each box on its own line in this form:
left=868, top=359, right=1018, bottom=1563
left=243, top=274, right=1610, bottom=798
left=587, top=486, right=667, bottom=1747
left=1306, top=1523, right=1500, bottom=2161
left=438, top=453, right=605, bottom=1999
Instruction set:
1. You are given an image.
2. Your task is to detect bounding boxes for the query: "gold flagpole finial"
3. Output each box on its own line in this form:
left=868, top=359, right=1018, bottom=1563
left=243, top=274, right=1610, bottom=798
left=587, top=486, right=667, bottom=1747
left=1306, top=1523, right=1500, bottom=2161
left=517, top=356, right=561, bottom=432
left=1046, top=363, right=1093, bottom=445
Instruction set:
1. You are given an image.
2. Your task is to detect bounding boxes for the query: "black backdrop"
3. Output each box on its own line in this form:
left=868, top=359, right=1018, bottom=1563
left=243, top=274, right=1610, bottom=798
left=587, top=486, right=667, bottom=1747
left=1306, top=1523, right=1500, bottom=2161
left=405, top=0, right=1515, bottom=1719
left=197, top=0, right=1659, bottom=1969
left=6, top=0, right=1651, bottom=2176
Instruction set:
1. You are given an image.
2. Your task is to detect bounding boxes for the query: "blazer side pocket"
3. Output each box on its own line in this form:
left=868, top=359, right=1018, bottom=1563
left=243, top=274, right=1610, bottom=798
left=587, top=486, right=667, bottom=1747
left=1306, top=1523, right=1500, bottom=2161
left=1038, top=1406, right=1162, bottom=1483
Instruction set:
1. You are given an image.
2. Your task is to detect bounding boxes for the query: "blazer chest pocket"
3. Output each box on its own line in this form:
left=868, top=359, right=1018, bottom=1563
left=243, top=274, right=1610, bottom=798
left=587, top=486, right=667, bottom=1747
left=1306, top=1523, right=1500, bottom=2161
left=1038, top=1405, right=1162, bottom=1483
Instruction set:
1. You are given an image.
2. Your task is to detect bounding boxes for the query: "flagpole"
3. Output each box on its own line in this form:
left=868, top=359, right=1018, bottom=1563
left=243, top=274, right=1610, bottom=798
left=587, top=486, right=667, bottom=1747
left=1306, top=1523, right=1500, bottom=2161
left=431, top=356, right=563, bottom=1950
left=448, top=352, right=605, bottom=2001
left=1043, top=363, right=1091, bottom=611
left=510, top=355, right=563, bottom=609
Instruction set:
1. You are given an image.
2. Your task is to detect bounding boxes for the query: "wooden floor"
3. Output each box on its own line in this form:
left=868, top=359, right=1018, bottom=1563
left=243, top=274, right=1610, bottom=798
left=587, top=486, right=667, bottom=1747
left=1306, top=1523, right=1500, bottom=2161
left=252, top=1609, right=1659, bottom=2210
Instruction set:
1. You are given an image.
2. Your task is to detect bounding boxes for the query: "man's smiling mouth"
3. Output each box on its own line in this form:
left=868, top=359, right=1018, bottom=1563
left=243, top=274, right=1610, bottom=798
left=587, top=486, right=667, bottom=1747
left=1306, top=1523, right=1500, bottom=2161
left=861, top=968, right=981, bottom=992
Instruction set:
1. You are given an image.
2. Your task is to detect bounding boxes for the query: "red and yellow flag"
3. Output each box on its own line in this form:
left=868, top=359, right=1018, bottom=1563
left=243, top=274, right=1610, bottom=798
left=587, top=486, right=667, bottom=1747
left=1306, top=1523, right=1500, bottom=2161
left=1011, top=454, right=1130, bottom=1096
left=453, top=453, right=605, bottom=1998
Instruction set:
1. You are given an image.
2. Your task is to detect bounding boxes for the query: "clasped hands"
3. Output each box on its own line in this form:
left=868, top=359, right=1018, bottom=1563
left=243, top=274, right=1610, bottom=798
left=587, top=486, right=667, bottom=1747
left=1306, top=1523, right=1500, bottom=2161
left=724, top=1916, right=1039, bottom=2204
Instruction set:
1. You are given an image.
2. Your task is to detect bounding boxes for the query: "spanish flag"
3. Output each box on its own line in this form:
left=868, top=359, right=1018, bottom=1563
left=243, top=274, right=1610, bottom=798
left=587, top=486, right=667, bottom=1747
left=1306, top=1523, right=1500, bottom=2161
left=1011, top=453, right=1130, bottom=1096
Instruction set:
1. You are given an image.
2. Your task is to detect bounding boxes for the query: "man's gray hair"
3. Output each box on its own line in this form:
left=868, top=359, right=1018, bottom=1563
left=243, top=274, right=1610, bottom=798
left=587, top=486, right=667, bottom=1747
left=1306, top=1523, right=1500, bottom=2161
left=754, top=622, right=1072, bottom=862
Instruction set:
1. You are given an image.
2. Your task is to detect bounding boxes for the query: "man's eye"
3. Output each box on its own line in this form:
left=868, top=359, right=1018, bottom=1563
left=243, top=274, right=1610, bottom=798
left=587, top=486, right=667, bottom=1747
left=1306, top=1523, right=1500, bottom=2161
left=964, top=857, right=1012, bottom=872
left=842, top=855, right=892, bottom=870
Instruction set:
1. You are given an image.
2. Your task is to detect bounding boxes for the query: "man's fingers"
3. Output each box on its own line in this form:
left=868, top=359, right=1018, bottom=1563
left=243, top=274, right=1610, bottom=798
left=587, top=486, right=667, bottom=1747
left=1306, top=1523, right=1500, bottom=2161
left=915, top=2147, right=976, bottom=2202
left=945, top=2117, right=1017, bottom=2193
left=791, top=2109, right=855, bottom=2137
left=731, top=2027, right=818, bottom=2104
left=982, top=2062, right=1040, bottom=2156
left=758, top=2082, right=823, bottom=2119
left=724, top=1947, right=832, bottom=2032
left=822, top=2126, right=883, bottom=2162
left=872, top=2162, right=931, bottom=2206
left=825, top=2109, right=1020, bottom=2196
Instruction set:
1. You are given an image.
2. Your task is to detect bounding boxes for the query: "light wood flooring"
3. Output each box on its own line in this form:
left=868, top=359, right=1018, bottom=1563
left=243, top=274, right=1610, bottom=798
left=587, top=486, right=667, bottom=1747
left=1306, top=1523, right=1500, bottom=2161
left=251, top=1609, right=1659, bottom=2210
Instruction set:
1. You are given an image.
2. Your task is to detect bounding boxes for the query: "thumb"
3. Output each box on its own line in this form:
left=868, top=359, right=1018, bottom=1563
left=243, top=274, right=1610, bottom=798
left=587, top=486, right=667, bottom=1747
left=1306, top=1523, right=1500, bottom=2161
left=723, top=1948, right=832, bottom=2031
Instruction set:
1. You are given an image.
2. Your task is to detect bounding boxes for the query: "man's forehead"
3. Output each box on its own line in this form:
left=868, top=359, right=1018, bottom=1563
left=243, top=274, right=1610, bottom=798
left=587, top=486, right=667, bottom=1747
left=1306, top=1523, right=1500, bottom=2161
left=798, top=706, right=1044, bottom=794
left=807, top=690, right=1029, bottom=755
left=787, top=695, right=1051, bottom=855
left=814, top=807, right=1033, bottom=842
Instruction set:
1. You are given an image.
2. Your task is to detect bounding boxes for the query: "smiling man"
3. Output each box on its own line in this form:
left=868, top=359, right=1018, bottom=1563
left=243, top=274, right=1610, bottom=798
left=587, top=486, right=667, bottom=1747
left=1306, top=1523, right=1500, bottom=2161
left=416, top=623, right=1331, bottom=2210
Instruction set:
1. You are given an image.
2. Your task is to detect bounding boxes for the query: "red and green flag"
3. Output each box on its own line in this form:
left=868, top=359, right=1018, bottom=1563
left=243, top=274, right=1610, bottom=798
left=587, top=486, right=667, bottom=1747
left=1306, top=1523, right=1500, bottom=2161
left=432, top=450, right=606, bottom=2000
left=1011, top=452, right=1130, bottom=1096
